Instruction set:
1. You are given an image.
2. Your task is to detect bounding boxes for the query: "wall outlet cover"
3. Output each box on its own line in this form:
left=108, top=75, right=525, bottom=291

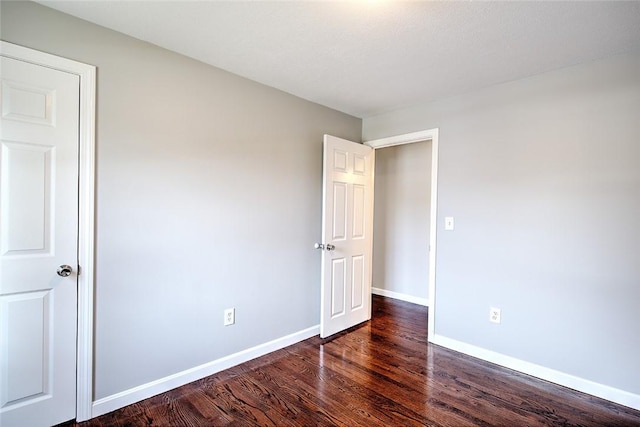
left=224, top=308, right=235, bottom=326
left=490, top=307, right=501, bottom=324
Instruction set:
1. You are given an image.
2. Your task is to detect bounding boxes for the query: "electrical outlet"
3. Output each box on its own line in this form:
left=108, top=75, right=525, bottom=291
left=224, top=308, right=235, bottom=326
left=489, top=307, right=501, bottom=324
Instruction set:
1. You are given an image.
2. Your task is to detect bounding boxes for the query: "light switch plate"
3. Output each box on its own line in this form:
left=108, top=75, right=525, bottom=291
left=445, top=217, right=455, bottom=230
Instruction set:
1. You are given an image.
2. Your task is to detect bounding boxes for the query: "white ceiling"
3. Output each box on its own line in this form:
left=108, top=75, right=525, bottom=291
left=38, top=1, right=640, bottom=118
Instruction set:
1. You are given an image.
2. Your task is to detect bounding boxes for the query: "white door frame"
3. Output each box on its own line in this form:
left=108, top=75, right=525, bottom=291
left=364, top=128, right=439, bottom=341
left=0, top=41, right=96, bottom=422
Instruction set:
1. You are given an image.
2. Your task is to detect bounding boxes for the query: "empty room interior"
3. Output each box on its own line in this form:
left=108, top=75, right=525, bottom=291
left=1, top=1, right=640, bottom=426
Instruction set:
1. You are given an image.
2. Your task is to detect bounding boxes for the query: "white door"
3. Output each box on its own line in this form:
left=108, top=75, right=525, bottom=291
left=319, top=135, right=374, bottom=338
left=0, top=56, right=79, bottom=426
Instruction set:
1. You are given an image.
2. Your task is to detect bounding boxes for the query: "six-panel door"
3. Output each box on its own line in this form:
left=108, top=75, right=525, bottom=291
left=0, top=56, right=79, bottom=427
left=320, top=135, right=374, bottom=338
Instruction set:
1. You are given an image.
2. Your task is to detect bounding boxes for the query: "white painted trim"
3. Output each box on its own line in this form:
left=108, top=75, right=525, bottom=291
left=92, top=325, right=320, bottom=418
left=431, top=333, right=640, bottom=411
left=365, top=129, right=437, bottom=149
left=427, top=130, right=439, bottom=340
left=372, top=287, right=429, bottom=307
left=75, top=57, right=96, bottom=425
left=364, top=128, right=439, bottom=340
left=0, top=41, right=96, bottom=422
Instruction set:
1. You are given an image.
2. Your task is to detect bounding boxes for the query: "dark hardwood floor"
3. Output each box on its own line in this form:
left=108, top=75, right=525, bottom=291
left=77, top=296, right=640, bottom=426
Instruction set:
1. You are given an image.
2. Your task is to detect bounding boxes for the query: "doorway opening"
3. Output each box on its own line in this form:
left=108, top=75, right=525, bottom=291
left=364, top=128, right=439, bottom=340
left=372, top=140, right=432, bottom=307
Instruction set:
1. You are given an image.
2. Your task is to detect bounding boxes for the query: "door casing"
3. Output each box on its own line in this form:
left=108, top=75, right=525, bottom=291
left=364, top=128, right=439, bottom=341
left=0, top=41, right=96, bottom=422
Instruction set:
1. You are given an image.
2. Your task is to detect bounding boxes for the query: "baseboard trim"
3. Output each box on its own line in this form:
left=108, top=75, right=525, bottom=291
left=430, top=333, right=640, bottom=411
left=91, top=325, right=320, bottom=418
left=372, top=287, right=429, bottom=307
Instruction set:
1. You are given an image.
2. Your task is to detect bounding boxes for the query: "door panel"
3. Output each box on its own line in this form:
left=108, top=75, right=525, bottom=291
left=1, top=291, right=51, bottom=406
left=351, top=255, right=365, bottom=309
left=330, top=258, right=346, bottom=317
left=1, top=80, right=55, bottom=126
left=1, top=142, right=53, bottom=255
left=352, top=184, right=365, bottom=238
left=332, top=182, right=347, bottom=240
left=320, top=135, right=374, bottom=338
left=0, top=56, right=79, bottom=427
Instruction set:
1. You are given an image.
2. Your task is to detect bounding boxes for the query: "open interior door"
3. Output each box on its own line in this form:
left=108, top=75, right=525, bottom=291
left=319, top=135, right=374, bottom=338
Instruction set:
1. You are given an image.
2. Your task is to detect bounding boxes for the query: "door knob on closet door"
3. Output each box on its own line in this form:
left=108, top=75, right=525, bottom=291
left=314, top=243, right=325, bottom=250
left=325, top=244, right=335, bottom=251
left=57, top=265, right=73, bottom=277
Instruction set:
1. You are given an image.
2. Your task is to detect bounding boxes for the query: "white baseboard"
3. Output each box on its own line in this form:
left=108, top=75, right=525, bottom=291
left=91, top=325, right=320, bottom=418
left=372, top=287, right=429, bottom=307
left=430, top=333, right=640, bottom=411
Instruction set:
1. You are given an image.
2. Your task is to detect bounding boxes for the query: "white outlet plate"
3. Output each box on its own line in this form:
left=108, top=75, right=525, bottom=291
left=224, top=308, right=235, bottom=326
left=490, top=307, right=501, bottom=324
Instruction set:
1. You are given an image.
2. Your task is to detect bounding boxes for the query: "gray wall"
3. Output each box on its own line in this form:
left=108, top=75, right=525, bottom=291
left=373, top=142, right=431, bottom=300
left=1, top=1, right=361, bottom=400
left=364, top=50, right=640, bottom=395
